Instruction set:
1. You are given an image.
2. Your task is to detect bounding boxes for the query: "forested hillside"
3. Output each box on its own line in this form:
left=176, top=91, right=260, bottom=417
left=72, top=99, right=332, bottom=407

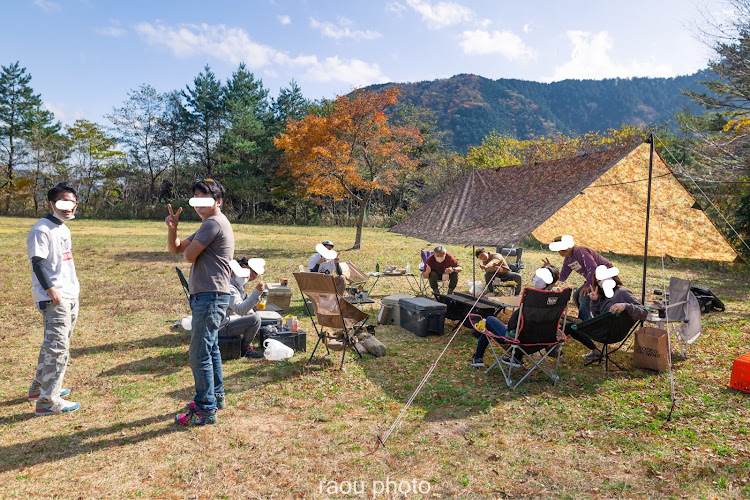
left=370, top=72, right=709, bottom=150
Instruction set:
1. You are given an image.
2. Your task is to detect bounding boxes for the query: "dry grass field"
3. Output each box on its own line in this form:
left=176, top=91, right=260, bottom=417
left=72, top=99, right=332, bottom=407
left=0, top=216, right=749, bottom=499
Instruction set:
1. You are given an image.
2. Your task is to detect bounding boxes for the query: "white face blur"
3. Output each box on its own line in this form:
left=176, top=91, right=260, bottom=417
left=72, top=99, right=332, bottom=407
left=50, top=192, right=77, bottom=220
left=192, top=192, right=219, bottom=220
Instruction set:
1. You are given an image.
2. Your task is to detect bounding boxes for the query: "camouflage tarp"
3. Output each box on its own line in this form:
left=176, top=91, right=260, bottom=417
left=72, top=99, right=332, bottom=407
left=390, top=142, right=739, bottom=262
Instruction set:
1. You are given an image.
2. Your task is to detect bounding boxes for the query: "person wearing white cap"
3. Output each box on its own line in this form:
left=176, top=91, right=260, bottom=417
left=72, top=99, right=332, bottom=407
left=308, top=240, right=342, bottom=276
left=546, top=235, right=613, bottom=321
left=218, top=257, right=267, bottom=359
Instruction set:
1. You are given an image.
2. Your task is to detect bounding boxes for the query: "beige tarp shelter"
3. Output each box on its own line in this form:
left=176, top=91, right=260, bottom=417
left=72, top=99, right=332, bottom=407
left=390, top=141, right=739, bottom=262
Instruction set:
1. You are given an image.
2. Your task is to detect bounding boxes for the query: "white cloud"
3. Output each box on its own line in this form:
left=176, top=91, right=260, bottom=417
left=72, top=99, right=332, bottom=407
left=134, top=22, right=388, bottom=86
left=459, top=29, right=535, bottom=60
left=43, top=102, right=86, bottom=122
left=33, top=0, right=60, bottom=12
left=96, top=26, right=127, bottom=37
left=278, top=15, right=291, bottom=25
left=549, top=30, right=675, bottom=81
left=523, top=23, right=532, bottom=34
left=309, top=17, right=381, bottom=40
left=386, top=2, right=406, bottom=16
left=405, top=0, right=473, bottom=29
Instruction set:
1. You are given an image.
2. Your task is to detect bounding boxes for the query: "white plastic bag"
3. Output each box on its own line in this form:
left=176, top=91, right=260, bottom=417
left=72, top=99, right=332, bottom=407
left=263, top=338, right=294, bottom=361
left=468, top=280, right=484, bottom=295
left=180, top=315, right=192, bottom=331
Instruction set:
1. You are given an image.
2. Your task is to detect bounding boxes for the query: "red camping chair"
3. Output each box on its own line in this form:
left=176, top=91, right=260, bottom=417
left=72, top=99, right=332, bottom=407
left=471, top=287, right=571, bottom=389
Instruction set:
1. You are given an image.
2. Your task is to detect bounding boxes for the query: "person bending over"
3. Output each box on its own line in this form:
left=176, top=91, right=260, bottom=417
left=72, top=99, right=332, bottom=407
left=422, top=245, right=462, bottom=296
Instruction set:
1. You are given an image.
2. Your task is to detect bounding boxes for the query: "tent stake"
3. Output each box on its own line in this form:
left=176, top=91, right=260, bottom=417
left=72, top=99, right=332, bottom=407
left=641, top=134, right=655, bottom=305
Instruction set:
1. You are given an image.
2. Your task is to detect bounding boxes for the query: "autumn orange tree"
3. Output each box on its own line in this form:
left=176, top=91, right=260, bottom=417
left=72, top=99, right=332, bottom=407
left=275, top=88, right=421, bottom=248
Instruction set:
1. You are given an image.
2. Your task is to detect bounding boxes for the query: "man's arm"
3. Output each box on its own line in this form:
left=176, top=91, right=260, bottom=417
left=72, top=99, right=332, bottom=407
left=422, top=264, right=431, bottom=278
left=183, top=239, right=208, bottom=263
left=165, top=204, right=190, bottom=254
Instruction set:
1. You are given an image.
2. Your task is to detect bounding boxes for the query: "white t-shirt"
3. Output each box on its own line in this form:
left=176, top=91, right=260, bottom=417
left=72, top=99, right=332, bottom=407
left=27, top=215, right=80, bottom=302
left=308, top=252, right=337, bottom=275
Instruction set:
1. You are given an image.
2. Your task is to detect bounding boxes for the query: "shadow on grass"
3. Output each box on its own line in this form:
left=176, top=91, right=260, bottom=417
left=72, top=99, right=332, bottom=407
left=0, top=412, right=181, bottom=473
left=359, top=321, right=658, bottom=422
left=70, top=332, right=189, bottom=358
left=115, top=251, right=182, bottom=263
left=99, top=351, right=186, bottom=377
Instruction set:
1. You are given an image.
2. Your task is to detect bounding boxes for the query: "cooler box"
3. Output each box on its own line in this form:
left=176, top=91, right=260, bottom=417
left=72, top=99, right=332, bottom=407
left=398, top=297, right=447, bottom=337
left=260, top=328, right=307, bottom=352
left=381, top=294, right=415, bottom=326
left=436, top=292, right=502, bottom=325
left=218, top=336, right=242, bottom=361
left=256, top=310, right=282, bottom=327
left=266, top=283, right=293, bottom=312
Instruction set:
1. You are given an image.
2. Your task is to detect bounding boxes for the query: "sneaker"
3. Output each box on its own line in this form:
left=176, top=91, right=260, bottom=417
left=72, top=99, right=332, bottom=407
left=244, top=347, right=263, bottom=359
left=28, top=388, right=71, bottom=402
left=187, top=395, right=225, bottom=412
left=34, top=400, right=81, bottom=417
left=582, top=350, right=602, bottom=361
left=471, top=358, right=485, bottom=368
left=501, top=356, right=524, bottom=368
left=175, top=408, right=217, bottom=426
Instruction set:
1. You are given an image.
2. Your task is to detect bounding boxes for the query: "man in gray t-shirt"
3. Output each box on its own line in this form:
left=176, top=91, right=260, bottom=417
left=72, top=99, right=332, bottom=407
left=166, top=178, right=234, bottom=426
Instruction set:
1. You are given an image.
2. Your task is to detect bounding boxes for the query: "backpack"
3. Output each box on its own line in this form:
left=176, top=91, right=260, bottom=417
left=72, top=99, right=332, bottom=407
left=689, top=285, right=725, bottom=313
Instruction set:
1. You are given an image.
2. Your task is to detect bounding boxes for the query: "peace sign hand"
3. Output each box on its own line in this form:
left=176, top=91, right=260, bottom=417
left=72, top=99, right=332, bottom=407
left=165, top=203, right=182, bottom=230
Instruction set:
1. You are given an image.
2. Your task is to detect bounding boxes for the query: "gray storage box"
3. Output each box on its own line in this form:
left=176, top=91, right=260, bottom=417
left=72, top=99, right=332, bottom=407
left=398, top=297, right=447, bottom=337
left=381, top=294, right=415, bottom=326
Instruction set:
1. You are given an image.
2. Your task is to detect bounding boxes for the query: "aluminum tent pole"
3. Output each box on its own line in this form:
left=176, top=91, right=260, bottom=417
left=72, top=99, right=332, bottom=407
left=472, top=245, right=476, bottom=297
left=641, top=134, right=655, bottom=305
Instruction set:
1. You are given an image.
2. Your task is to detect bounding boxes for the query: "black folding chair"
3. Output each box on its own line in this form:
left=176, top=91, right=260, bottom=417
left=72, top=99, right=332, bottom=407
left=476, top=287, right=571, bottom=390
left=571, top=311, right=638, bottom=372
left=175, top=267, right=190, bottom=305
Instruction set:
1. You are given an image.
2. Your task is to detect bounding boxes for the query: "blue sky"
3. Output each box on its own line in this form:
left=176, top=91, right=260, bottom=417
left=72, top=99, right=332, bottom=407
left=2, top=0, right=723, bottom=125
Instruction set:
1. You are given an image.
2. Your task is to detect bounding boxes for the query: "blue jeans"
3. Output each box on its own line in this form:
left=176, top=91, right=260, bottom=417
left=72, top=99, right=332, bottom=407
left=574, top=284, right=591, bottom=321
left=474, top=316, right=508, bottom=360
left=189, top=293, right=229, bottom=414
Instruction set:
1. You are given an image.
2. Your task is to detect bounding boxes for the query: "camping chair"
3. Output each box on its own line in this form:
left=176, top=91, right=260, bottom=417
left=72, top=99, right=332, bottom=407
left=654, top=277, right=702, bottom=358
left=339, top=261, right=369, bottom=287
left=477, top=287, right=572, bottom=390
left=571, top=311, right=638, bottom=372
left=294, top=272, right=369, bottom=370
left=175, top=267, right=190, bottom=305
left=417, top=250, right=448, bottom=296
left=490, top=247, right=524, bottom=296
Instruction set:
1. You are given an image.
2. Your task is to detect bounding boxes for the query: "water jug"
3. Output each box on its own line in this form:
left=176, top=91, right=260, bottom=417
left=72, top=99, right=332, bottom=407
left=263, top=338, right=293, bottom=361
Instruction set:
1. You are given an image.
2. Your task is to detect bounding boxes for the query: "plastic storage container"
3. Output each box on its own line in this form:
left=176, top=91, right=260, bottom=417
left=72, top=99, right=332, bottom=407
left=260, top=328, right=307, bottom=352
left=436, top=292, right=501, bottom=326
left=398, top=297, right=447, bottom=337
left=381, top=294, right=416, bottom=326
left=266, top=283, right=293, bottom=311
left=728, top=352, right=750, bottom=393
left=256, top=310, right=283, bottom=327
left=218, top=336, right=242, bottom=361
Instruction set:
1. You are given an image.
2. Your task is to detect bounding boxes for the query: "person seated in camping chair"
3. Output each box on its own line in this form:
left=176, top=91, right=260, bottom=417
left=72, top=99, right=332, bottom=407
left=574, top=265, right=648, bottom=362
left=308, top=240, right=343, bottom=276
left=422, top=245, right=462, bottom=296
left=471, top=265, right=559, bottom=368
left=218, top=257, right=266, bottom=359
left=475, top=247, right=522, bottom=295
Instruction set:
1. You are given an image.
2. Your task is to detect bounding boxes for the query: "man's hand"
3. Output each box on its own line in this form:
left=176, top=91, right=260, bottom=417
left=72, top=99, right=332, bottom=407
left=46, top=287, right=62, bottom=306
left=542, top=257, right=551, bottom=267
left=165, top=204, right=182, bottom=230
left=255, top=282, right=265, bottom=292
left=334, top=255, right=340, bottom=263
left=479, top=263, right=486, bottom=270
left=422, top=265, right=431, bottom=279
left=610, top=303, right=627, bottom=313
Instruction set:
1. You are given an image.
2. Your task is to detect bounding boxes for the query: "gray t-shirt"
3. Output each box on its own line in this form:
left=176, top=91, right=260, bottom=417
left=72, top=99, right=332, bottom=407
left=186, top=213, right=234, bottom=295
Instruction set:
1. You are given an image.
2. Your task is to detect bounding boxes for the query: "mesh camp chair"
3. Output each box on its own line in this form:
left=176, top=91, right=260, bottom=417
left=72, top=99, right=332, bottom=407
left=339, top=261, right=369, bottom=287
left=654, top=277, right=702, bottom=357
left=571, top=311, right=638, bottom=372
left=476, top=287, right=572, bottom=390
left=294, top=272, right=369, bottom=370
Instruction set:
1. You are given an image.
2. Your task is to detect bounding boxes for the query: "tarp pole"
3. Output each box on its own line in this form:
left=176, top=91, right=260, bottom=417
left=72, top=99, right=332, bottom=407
left=641, top=135, right=655, bottom=305
left=472, top=245, right=476, bottom=297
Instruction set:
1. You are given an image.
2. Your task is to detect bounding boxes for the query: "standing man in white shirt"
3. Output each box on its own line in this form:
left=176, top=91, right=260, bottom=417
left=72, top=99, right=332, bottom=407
left=27, top=182, right=81, bottom=416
